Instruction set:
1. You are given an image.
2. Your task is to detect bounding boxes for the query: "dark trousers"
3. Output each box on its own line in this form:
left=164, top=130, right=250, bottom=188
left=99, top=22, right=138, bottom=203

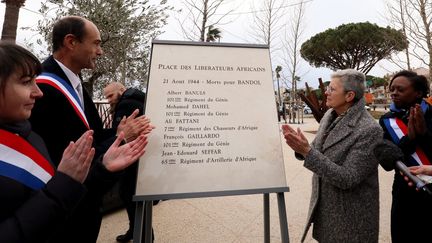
left=119, top=164, right=155, bottom=242
left=119, top=163, right=138, bottom=232
left=391, top=180, right=432, bottom=243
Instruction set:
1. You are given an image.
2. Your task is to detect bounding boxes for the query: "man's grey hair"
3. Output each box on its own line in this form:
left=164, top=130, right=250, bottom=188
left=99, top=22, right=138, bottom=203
left=331, top=69, right=365, bottom=102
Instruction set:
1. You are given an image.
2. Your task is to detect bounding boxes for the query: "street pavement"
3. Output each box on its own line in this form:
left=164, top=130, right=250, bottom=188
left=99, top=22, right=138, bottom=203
left=97, top=116, right=394, bottom=243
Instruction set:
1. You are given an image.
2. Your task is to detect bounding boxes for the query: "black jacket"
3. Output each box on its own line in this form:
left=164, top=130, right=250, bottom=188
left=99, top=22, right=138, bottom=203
left=379, top=101, right=432, bottom=242
left=112, top=88, right=146, bottom=130
left=0, top=122, right=86, bottom=243
left=29, top=56, right=120, bottom=243
left=379, top=102, right=432, bottom=188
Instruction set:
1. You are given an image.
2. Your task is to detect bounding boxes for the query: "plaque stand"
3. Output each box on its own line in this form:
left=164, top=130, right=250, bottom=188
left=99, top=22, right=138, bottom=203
left=132, top=192, right=289, bottom=243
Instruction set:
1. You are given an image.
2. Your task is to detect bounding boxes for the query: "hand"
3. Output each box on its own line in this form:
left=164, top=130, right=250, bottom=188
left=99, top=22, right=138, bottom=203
left=122, top=115, right=154, bottom=142
left=412, top=104, right=427, bottom=136
left=117, top=109, right=155, bottom=142
left=400, top=171, right=415, bottom=187
left=402, top=165, right=432, bottom=189
left=116, top=109, right=139, bottom=137
left=282, top=124, right=311, bottom=157
left=408, top=104, right=427, bottom=140
left=102, top=132, right=148, bottom=172
left=409, top=165, right=432, bottom=176
left=57, top=130, right=95, bottom=183
left=408, top=107, right=416, bottom=140
left=141, top=119, right=156, bottom=136
left=131, top=115, right=155, bottom=137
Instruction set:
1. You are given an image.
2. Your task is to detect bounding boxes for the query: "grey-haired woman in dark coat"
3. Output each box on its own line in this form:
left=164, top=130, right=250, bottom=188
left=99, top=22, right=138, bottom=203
left=282, top=69, right=382, bottom=243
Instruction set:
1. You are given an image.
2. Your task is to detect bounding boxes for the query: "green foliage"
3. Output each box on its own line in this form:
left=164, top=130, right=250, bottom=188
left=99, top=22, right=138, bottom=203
left=36, top=0, right=171, bottom=98
left=366, top=75, right=387, bottom=88
left=312, top=88, right=323, bottom=100
left=300, top=22, right=408, bottom=74
left=275, top=65, right=282, bottom=78
left=205, top=25, right=221, bottom=42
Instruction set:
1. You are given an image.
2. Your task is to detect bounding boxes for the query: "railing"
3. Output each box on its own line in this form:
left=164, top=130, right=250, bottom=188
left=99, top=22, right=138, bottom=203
left=94, top=100, right=112, bottom=129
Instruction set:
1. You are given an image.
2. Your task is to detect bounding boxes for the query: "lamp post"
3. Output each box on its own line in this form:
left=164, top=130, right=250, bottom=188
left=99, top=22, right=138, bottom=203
left=275, top=66, right=283, bottom=122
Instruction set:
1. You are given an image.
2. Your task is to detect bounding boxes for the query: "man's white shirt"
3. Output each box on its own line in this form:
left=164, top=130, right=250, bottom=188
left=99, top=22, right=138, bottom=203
left=54, top=59, right=84, bottom=108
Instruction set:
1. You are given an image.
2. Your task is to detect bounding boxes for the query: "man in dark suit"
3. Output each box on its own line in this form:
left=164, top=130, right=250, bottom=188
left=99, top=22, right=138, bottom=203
left=29, top=16, right=151, bottom=243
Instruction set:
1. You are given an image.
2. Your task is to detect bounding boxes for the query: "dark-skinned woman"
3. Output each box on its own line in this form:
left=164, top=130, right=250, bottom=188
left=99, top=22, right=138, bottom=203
left=379, top=70, right=432, bottom=243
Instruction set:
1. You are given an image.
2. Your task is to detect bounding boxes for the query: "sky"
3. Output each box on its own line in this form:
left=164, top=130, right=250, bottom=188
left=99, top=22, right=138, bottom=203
left=0, top=0, right=403, bottom=89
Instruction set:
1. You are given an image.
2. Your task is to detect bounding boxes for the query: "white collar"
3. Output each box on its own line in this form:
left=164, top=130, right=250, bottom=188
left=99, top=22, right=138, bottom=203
left=54, top=59, right=82, bottom=90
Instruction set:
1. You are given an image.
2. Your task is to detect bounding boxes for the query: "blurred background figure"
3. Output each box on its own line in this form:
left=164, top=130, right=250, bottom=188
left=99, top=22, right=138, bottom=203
left=104, top=82, right=151, bottom=242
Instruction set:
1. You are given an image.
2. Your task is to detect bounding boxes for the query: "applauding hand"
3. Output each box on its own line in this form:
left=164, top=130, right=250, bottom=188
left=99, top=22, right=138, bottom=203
left=102, top=132, right=148, bottom=172
left=57, top=130, right=95, bottom=183
left=408, top=104, right=427, bottom=140
left=282, top=124, right=311, bottom=157
left=117, top=109, right=155, bottom=142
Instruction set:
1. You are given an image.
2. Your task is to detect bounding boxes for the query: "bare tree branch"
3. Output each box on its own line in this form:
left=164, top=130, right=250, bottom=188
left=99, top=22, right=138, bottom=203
left=176, top=0, right=237, bottom=41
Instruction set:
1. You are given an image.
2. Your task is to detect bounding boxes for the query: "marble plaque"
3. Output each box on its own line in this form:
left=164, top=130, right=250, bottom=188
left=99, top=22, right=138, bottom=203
left=135, top=41, right=287, bottom=199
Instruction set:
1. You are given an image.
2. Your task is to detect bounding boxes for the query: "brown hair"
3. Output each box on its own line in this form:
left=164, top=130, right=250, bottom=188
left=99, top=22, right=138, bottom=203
left=52, top=16, right=86, bottom=52
left=0, top=41, right=42, bottom=94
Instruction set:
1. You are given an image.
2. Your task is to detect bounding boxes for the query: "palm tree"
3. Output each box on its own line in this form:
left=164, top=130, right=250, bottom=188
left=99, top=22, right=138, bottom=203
left=1, top=0, right=26, bottom=41
left=205, top=25, right=221, bottom=42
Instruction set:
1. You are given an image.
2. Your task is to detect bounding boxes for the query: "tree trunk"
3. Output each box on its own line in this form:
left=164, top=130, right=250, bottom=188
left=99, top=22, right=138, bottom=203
left=417, top=0, right=432, bottom=82
left=84, top=71, right=103, bottom=99
left=200, top=0, right=208, bottom=41
left=1, top=0, right=25, bottom=41
left=398, top=0, right=411, bottom=70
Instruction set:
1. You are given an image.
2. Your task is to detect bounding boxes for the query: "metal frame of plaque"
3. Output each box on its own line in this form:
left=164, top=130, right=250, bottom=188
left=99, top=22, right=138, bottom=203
left=134, top=40, right=289, bottom=243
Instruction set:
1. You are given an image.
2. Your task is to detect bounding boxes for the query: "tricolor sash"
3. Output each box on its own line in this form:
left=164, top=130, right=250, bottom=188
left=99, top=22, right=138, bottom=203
left=383, top=101, right=430, bottom=166
left=36, top=72, right=89, bottom=129
left=0, top=129, right=55, bottom=190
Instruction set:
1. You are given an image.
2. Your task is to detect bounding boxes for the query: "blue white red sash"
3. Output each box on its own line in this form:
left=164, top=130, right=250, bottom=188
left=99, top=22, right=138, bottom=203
left=0, top=129, right=55, bottom=190
left=383, top=101, right=430, bottom=166
left=36, top=72, right=89, bottom=129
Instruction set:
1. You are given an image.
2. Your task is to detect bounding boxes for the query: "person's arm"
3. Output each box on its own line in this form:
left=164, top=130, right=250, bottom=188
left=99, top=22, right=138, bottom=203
left=379, top=116, right=417, bottom=156
left=115, top=110, right=153, bottom=142
left=412, top=105, right=432, bottom=152
left=282, top=124, right=318, bottom=160
left=303, top=126, right=382, bottom=190
left=83, top=133, right=149, bottom=198
left=112, top=99, right=143, bottom=130
left=0, top=129, right=97, bottom=241
left=0, top=173, right=86, bottom=242
left=410, top=165, right=432, bottom=176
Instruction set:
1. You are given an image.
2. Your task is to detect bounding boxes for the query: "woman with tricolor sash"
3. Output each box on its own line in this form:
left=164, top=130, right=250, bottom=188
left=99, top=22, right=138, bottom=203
left=379, top=70, right=432, bottom=243
left=0, top=42, right=148, bottom=242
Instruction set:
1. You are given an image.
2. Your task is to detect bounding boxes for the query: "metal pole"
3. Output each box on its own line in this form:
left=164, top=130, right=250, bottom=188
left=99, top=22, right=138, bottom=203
left=264, top=194, right=270, bottom=243
left=133, top=201, right=145, bottom=243
left=277, top=192, right=290, bottom=243
left=144, top=201, right=153, bottom=243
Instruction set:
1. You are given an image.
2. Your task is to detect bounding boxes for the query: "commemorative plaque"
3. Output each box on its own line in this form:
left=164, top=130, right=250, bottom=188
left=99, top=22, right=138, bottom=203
left=135, top=40, right=288, bottom=199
